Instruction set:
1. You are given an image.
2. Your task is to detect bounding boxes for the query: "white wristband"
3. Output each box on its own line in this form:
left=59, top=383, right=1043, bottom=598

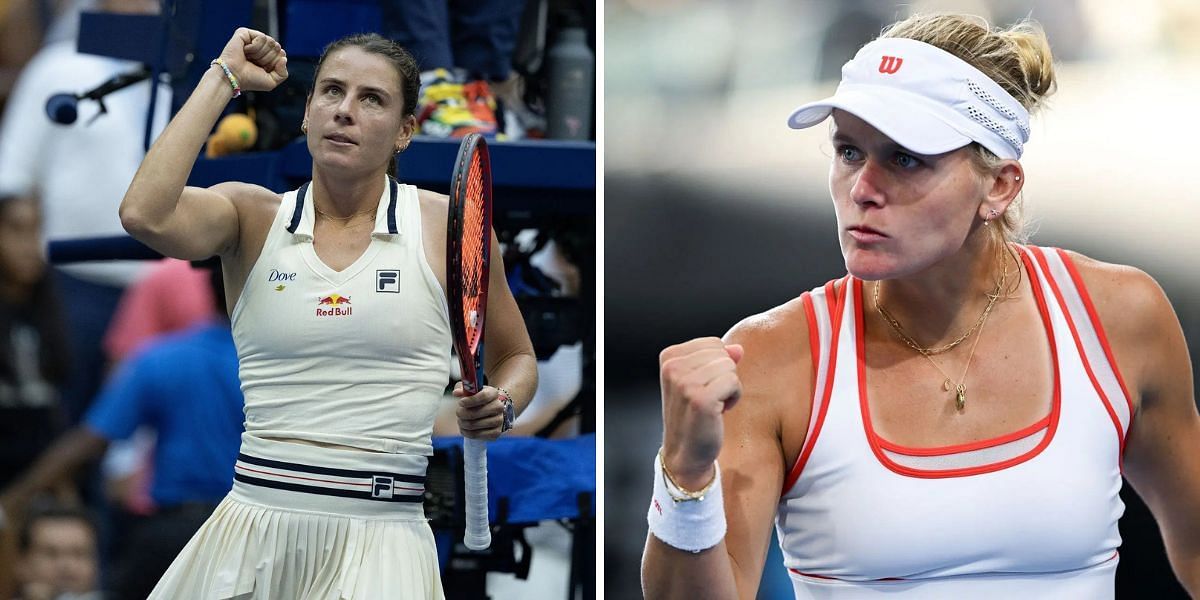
left=647, top=452, right=726, bottom=553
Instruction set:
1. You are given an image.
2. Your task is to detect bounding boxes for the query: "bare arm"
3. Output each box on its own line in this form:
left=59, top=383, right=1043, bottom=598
left=119, top=28, right=287, bottom=260
left=1070, top=253, right=1200, bottom=593
left=421, top=187, right=537, bottom=438
left=478, top=231, right=538, bottom=414
left=0, top=428, right=109, bottom=519
left=643, top=301, right=812, bottom=599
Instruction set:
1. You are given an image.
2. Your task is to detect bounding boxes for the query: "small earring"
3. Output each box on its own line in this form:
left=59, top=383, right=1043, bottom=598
left=301, top=120, right=308, bottom=134
left=1014, top=175, right=1021, bottom=182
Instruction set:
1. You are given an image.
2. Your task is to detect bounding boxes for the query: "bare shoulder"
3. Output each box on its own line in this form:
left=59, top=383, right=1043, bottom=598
left=417, top=188, right=449, bottom=216
left=722, top=296, right=815, bottom=440
left=211, top=181, right=281, bottom=266
left=724, top=296, right=813, bottom=370
left=416, top=188, right=449, bottom=236
left=1058, top=249, right=1174, bottom=331
left=211, top=181, right=282, bottom=214
left=1059, top=250, right=1183, bottom=408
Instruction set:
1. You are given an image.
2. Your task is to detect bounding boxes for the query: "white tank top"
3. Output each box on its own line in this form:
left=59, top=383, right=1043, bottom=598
left=230, top=176, right=452, bottom=455
left=776, top=246, right=1132, bottom=599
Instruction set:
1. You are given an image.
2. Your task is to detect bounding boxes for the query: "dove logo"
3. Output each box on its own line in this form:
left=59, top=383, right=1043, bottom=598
left=268, top=269, right=297, bottom=282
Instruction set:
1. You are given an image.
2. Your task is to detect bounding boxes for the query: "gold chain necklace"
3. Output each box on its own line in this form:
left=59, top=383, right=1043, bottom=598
left=314, top=204, right=376, bottom=225
left=874, top=259, right=1005, bottom=356
left=873, top=251, right=1010, bottom=410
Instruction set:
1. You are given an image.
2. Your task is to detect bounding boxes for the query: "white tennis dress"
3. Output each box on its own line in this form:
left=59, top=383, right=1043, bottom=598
left=777, top=246, right=1131, bottom=599
left=150, top=176, right=452, bottom=599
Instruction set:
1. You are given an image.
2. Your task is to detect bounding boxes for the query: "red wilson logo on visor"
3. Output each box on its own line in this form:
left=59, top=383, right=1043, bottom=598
left=878, top=56, right=903, bottom=74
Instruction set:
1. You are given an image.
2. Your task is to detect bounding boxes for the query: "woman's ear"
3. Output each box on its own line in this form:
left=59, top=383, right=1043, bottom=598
left=979, top=161, right=1023, bottom=222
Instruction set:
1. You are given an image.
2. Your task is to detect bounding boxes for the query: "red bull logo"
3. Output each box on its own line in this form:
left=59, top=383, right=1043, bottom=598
left=316, top=293, right=352, bottom=316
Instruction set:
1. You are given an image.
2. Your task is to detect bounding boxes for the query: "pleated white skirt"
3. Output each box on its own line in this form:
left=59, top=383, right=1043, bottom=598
left=149, top=435, right=444, bottom=600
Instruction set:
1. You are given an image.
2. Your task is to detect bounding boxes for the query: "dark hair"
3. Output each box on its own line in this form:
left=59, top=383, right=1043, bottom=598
left=18, top=504, right=98, bottom=553
left=311, top=34, right=420, bottom=178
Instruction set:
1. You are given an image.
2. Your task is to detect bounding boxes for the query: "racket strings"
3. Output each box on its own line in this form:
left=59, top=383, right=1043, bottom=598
left=460, top=151, right=488, bottom=351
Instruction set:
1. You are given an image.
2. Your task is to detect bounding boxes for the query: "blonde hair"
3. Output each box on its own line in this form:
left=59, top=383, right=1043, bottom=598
left=881, top=14, right=1057, bottom=243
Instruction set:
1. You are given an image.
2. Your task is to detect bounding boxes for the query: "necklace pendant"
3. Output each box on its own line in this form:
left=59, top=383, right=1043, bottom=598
left=942, top=379, right=952, bottom=392
left=955, top=386, right=966, bottom=411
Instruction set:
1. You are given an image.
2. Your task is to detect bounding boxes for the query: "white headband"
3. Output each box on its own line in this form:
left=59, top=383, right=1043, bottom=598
left=788, top=37, right=1031, bottom=160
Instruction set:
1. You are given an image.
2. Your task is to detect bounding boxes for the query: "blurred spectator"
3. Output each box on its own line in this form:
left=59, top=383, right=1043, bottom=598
left=0, top=0, right=44, bottom=113
left=13, top=504, right=102, bottom=600
left=384, top=0, right=525, bottom=137
left=99, top=257, right=215, bottom=523
left=1, top=263, right=242, bottom=599
left=0, top=0, right=168, bottom=424
left=100, top=258, right=217, bottom=518
left=103, top=258, right=216, bottom=365
left=0, top=194, right=68, bottom=491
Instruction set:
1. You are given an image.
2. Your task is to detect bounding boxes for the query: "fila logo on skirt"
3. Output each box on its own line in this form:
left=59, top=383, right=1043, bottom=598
left=233, top=453, right=425, bottom=503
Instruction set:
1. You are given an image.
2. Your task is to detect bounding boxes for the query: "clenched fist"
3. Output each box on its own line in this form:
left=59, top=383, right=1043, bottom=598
left=659, top=337, right=743, bottom=490
left=218, top=28, right=289, bottom=93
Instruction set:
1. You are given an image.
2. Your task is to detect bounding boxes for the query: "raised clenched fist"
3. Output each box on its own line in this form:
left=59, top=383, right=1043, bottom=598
left=658, top=337, right=743, bottom=490
left=217, top=28, right=289, bottom=93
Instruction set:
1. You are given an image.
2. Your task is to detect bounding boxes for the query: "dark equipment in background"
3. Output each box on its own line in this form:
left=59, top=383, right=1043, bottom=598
left=44, top=67, right=152, bottom=126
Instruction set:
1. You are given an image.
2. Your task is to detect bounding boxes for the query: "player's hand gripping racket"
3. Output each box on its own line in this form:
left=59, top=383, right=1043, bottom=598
left=447, top=133, right=493, bottom=551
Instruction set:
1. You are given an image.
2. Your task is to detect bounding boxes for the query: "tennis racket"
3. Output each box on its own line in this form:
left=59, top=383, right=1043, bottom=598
left=447, top=132, right=493, bottom=551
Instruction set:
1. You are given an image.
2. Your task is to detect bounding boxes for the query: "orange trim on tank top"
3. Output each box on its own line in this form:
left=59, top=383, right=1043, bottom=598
left=1055, top=248, right=1135, bottom=434
left=857, top=249, right=1063, bottom=478
left=875, top=413, right=1051, bottom=456
left=802, top=292, right=820, bottom=383
left=788, top=568, right=905, bottom=582
left=781, top=277, right=849, bottom=495
left=1030, top=246, right=1131, bottom=465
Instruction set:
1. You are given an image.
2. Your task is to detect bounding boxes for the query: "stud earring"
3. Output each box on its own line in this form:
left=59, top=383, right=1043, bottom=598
left=1014, top=175, right=1021, bottom=182
left=301, top=120, right=308, bottom=134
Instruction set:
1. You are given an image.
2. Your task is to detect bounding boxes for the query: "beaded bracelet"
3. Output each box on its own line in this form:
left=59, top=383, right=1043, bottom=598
left=210, top=58, right=241, bottom=98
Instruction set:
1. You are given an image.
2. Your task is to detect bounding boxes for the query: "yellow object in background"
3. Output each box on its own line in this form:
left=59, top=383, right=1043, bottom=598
left=205, top=113, right=257, bottom=158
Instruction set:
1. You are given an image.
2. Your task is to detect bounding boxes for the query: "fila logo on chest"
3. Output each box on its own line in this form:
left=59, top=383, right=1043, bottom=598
left=377, top=270, right=400, bottom=293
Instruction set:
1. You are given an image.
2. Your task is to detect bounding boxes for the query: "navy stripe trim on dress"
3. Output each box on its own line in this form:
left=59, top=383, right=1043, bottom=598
left=287, top=182, right=309, bottom=233
left=233, top=473, right=425, bottom=503
left=387, top=176, right=398, bottom=234
left=237, top=452, right=426, bottom=484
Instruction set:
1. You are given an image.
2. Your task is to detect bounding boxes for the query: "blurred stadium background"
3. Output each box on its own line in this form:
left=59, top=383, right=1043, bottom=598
left=604, top=1, right=1200, bottom=598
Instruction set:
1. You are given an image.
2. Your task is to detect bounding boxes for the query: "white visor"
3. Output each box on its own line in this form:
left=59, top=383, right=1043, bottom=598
left=788, top=38, right=1030, bottom=160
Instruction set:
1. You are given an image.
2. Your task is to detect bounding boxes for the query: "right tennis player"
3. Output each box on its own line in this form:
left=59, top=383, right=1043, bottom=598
left=643, top=13, right=1200, bottom=599
left=119, top=28, right=537, bottom=598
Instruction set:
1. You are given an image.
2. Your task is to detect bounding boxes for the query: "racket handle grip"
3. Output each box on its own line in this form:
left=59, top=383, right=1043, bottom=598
left=463, top=437, right=491, bottom=550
